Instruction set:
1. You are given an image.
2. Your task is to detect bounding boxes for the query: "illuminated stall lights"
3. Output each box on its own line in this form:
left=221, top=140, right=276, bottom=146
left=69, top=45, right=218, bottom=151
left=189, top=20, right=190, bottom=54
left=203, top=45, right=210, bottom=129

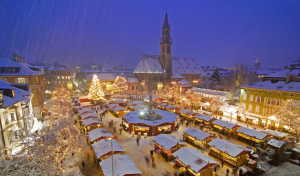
left=134, top=126, right=149, bottom=131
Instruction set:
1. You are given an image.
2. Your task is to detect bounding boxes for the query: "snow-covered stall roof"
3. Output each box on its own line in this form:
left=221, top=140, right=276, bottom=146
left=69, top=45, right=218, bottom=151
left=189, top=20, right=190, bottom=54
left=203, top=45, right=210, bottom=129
left=108, top=104, right=119, bottom=108
left=80, top=113, right=98, bottom=120
left=132, top=105, right=144, bottom=110
left=78, top=108, right=93, bottom=115
left=112, top=107, right=127, bottom=112
left=267, top=139, right=285, bottom=148
left=88, top=128, right=113, bottom=143
left=127, top=78, right=139, bottom=83
left=241, top=80, right=300, bottom=93
left=144, top=95, right=158, bottom=101
left=263, top=69, right=299, bottom=78
left=184, top=128, right=215, bottom=141
left=237, top=127, right=269, bottom=140
left=180, top=109, right=197, bottom=115
left=99, top=155, right=142, bottom=176
left=192, top=87, right=230, bottom=97
left=127, top=102, right=137, bottom=106
left=260, top=130, right=288, bottom=138
left=83, top=118, right=103, bottom=127
left=165, top=105, right=180, bottom=110
left=212, top=120, right=240, bottom=129
left=208, top=139, right=251, bottom=157
left=173, top=147, right=218, bottom=173
left=152, top=134, right=185, bottom=151
left=194, top=114, right=215, bottom=122
left=92, top=139, right=124, bottom=159
left=110, top=99, right=126, bottom=103
left=123, top=110, right=178, bottom=126
left=171, top=73, right=184, bottom=79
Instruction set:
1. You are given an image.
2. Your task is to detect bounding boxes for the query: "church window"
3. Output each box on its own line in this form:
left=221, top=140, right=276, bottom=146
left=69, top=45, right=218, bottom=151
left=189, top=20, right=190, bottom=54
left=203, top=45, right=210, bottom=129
left=162, top=46, right=165, bottom=52
left=167, top=46, right=170, bottom=53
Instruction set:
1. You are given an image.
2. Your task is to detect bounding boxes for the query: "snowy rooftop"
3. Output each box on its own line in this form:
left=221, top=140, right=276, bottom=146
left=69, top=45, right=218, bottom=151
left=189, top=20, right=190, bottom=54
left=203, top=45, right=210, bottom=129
left=78, top=108, right=93, bottom=115
left=212, top=120, right=240, bottom=129
left=194, top=114, right=215, bottom=122
left=132, top=105, right=144, bottom=110
left=0, top=58, right=43, bottom=76
left=241, top=80, right=300, bottom=93
left=201, top=70, right=228, bottom=77
left=180, top=109, right=197, bottom=115
left=133, top=55, right=164, bottom=73
left=144, top=95, right=158, bottom=101
left=127, top=102, right=137, bottom=106
left=99, top=155, right=142, bottom=176
left=192, top=87, right=230, bottom=97
left=152, top=134, right=185, bottom=150
left=83, top=118, right=102, bottom=127
left=173, top=147, right=218, bottom=173
left=260, top=130, right=288, bottom=138
left=208, top=139, right=251, bottom=157
left=184, top=128, right=215, bottom=141
left=165, top=105, right=181, bottom=110
left=112, top=106, right=127, bottom=112
left=267, top=139, right=285, bottom=148
left=108, top=104, right=119, bottom=108
left=92, top=139, right=124, bottom=159
left=86, top=73, right=117, bottom=81
left=263, top=69, right=300, bottom=78
left=88, top=128, right=113, bottom=143
left=171, top=72, right=184, bottom=79
left=80, top=112, right=98, bottom=120
left=237, top=127, right=269, bottom=140
left=123, top=110, right=178, bottom=126
left=127, top=77, right=139, bottom=83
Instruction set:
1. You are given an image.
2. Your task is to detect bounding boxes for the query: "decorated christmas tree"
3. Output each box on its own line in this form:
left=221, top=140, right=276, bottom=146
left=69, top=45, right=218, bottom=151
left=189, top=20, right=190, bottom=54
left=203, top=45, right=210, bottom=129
left=88, top=74, right=105, bottom=101
left=112, top=75, right=128, bottom=93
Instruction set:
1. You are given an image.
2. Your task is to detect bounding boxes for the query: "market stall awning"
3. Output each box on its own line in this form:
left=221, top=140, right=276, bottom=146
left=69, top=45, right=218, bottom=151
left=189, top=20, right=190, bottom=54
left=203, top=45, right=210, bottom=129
left=173, top=147, right=218, bottom=173
left=92, top=139, right=124, bottom=159
left=99, top=155, right=142, bottom=176
left=158, top=125, right=171, bottom=129
left=260, top=130, right=288, bottom=138
left=212, top=120, right=241, bottom=129
left=184, top=128, right=215, bottom=141
left=208, top=139, right=251, bottom=157
left=88, top=128, right=113, bottom=143
left=152, top=134, right=185, bottom=151
left=237, top=127, right=269, bottom=140
left=80, top=113, right=98, bottom=120
left=83, top=118, right=103, bottom=127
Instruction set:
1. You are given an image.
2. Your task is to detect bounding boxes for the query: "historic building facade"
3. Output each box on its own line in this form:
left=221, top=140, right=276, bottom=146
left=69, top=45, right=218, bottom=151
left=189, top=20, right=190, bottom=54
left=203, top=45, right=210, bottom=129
left=133, top=12, right=203, bottom=92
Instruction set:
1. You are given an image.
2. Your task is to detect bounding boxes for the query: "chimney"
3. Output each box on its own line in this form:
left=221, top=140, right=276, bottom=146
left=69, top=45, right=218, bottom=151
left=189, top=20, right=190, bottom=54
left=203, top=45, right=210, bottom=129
left=290, top=64, right=296, bottom=70
left=284, top=66, right=288, bottom=70
left=286, top=74, right=290, bottom=83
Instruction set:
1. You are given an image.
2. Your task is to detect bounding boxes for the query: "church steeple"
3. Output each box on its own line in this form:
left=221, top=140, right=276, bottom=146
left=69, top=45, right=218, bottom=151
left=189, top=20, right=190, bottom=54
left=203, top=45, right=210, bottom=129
left=160, top=11, right=172, bottom=74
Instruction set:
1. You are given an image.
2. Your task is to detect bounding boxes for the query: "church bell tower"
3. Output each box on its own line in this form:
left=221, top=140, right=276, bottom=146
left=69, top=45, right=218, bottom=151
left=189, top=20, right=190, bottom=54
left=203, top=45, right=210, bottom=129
left=160, top=11, right=172, bottom=74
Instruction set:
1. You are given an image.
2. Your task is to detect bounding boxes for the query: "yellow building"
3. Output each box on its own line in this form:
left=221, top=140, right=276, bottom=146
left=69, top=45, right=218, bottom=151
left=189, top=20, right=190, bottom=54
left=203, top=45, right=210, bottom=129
left=0, top=56, right=45, bottom=119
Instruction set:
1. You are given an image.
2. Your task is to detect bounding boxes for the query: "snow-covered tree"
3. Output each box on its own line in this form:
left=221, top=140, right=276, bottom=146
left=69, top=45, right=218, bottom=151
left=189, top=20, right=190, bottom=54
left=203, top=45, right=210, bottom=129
left=274, top=99, right=300, bottom=142
left=211, top=95, right=224, bottom=118
left=237, top=103, right=250, bottom=128
left=112, top=76, right=128, bottom=93
left=209, top=68, right=222, bottom=90
left=88, top=74, right=105, bottom=101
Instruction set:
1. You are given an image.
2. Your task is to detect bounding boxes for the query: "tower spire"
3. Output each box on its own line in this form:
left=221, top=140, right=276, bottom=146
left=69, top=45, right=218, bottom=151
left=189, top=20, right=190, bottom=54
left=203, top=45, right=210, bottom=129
left=163, top=10, right=169, bottom=27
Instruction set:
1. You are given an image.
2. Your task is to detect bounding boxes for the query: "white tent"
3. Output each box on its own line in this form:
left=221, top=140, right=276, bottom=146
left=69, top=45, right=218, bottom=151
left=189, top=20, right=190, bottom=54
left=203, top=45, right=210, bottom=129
left=99, top=155, right=142, bottom=176
left=92, top=139, right=124, bottom=160
left=88, top=128, right=113, bottom=143
left=152, top=134, right=185, bottom=151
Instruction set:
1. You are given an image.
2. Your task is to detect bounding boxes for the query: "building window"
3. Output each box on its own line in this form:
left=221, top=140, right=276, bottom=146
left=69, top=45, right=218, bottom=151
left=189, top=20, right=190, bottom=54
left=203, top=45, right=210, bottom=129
left=249, top=104, right=253, bottom=112
left=0, top=78, right=7, bottom=82
left=4, top=114, right=9, bottom=125
left=258, top=91, right=262, bottom=93
left=136, top=86, right=138, bottom=90
left=162, top=46, right=165, bottom=52
left=57, top=76, right=60, bottom=79
left=68, top=76, right=70, bottom=79
left=203, top=78, right=205, bottom=81
left=290, top=94, right=295, bottom=97
left=132, top=86, right=134, bottom=90
left=59, top=81, right=61, bottom=84
left=36, top=77, right=39, bottom=83
left=243, top=94, right=247, bottom=101
left=47, top=81, right=50, bottom=84
left=251, top=90, right=255, bottom=92
left=250, top=95, right=254, bottom=101
left=256, top=96, right=261, bottom=103
left=17, top=78, right=28, bottom=84
left=255, top=105, right=260, bottom=113
left=62, top=76, right=64, bottom=79
left=268, top=92, right=272, bottom=94
left=11, top=113, right=15, bottom=121
left=277, top=93, right=282, bottom=95
left=167, top=46, right=170, bottom=53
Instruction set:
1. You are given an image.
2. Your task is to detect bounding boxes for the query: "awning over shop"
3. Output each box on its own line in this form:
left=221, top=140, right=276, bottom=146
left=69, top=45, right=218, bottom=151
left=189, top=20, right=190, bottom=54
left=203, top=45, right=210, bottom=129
left=158, top=125, right=171, bottom=129
left=260, top=130, right=288, bottom=138
left=80, top=113, right=98, bottom=120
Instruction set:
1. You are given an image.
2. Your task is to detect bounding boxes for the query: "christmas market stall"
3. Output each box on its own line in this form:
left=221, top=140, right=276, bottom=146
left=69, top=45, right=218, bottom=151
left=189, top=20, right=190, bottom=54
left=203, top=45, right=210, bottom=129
left=111, top=106, right=128, bottom=117
left=80, top=112, right=98, bottom=120
left=267, top=139, right=286, bottom=155
left=82, top=118, right=103, bottom=134
left=129, top=104, right=144, bottom=111
left=194, top=114, right=216, bottom=127
left=180, top=109, right=198, bottom=119
left=87, top=128, right=113, bottom=144
left=208, top=139, right=251, bottom=167
left=99, top=155, right=142, bottom=176
left=78, top=108, right=93, bottom=115
left=236, top=127, right=271, bottom=146
left=92, top=139, right=124, bottom=161
left=165, top=105, right=181, bottom=114
left=152, top=134, right=185, bottom=159
left=173, top=147, right=218, bottom=176
left=144, top=95, right=158, bottom=102
left=183, top=128, right=216, bottom=149
left=108, top=104, right=119, bottom=112
left=109, top=98, right=128, bottom=106
left=261, top=130, right=288, bottom=140
left=212, top=120, right=241, bottom=135
left=156, top=102, right=168, bottom=110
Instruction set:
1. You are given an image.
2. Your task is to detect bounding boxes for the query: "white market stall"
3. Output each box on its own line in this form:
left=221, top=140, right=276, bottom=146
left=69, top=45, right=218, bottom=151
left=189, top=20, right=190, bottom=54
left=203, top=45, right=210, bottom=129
left=80, top=112, right=98, bottom=120
left=212, top=120, right=241, bottom=135
left=152, top=134, right=185, bottom=156
left=183, top=128, right=216, bottom=149
left=78, top=108, right=93, bottom=115
left=261, top=130, right=288, bottom=140
left=82, top=118, right=103, bottom=133
left=236, top=127, right=271, bottom=145
left=88, top=128, right=114, bottom=144
left=92, top=139, right=124, bottom=161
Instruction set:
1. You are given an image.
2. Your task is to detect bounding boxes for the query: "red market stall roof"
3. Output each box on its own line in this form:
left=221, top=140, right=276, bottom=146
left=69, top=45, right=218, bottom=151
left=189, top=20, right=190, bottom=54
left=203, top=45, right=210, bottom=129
left=173, top=147, right=218, bottom=173
left=212, top=120, right=241, bottom=129
left=99, top=155, right=142, bottom=176
left=78, top=108, right=93, bottom=115
left=183, top=128, right=215, bottom=141
left=92, top=139, right=124, bottom=159
left=83, top=118, right=103, bottom=127
left=194, top=114, right=216, bottom=122
left=88, top=128, right=113, bottom=143
left=237, top=127, right=270, bottom=140
left=152, top=134, right=185, bottom=151
left=208, top=139, right=251, bottom=158
left=80, top=113, right=98, bottom=120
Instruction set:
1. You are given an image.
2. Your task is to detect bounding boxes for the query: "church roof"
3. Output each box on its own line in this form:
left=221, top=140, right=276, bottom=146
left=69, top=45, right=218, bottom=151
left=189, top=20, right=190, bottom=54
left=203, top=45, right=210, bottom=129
left=133, top=54, right=204, bottom=75
left=171, top=72, right=184, bottom=79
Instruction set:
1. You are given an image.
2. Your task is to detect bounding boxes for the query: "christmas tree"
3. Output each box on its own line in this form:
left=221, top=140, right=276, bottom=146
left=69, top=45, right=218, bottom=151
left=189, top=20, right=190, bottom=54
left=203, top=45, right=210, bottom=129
left=88, top=74, right=105, bottom=101
left=112, top=75, right=128, bottom=93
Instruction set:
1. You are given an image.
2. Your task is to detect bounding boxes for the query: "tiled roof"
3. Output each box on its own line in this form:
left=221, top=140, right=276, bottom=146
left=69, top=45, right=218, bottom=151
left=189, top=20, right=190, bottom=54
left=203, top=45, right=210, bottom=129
left=0, top=58, right=43, bottom=76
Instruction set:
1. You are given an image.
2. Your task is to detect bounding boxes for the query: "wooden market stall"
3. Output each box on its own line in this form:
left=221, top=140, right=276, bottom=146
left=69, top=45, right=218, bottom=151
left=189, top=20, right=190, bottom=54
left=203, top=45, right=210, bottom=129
left=194, top=114, right=217, bottom=127
left=108, top=104, right=119, bottom=112
left=180, top=109, right=198, bottom=119
left=78, top=108, right=93, bottom=115
left=208, top=139, right=251, bottom=167
left=152, top=134, right=185, bottom=158
left=212, top=120, right=241, bottom=135
left=156, top=102, right=168, bottom=110
left=236, top=127, right=271, bottom=146
left=261, top=130, right=288, bottom=140
left=129, top=104, right=144, bottom=111
left=87, top=128, right=113, bottom=144
left=82, top=118, right=103, bottom=134
left=92, top=139, right=124, bottom=161
left=165, top=105, right=181, bottom=114
left=267, top=139, right=286, bottom=155
left=99, top=155, right=142, bottom=176
left=183, top=128, right=216, bottom=149
left=111, top=106, right=128, bottom=117
left=173, top=147, right=218, bottom=176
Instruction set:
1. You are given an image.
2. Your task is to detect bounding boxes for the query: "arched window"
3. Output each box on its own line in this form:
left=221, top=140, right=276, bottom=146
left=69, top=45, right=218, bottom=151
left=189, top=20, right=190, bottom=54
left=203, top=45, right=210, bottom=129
left=167, top=46, right=170, bottom=53
left=162, top=46, right=165, bottom=52
left=157, top=82, right=163, bottom=90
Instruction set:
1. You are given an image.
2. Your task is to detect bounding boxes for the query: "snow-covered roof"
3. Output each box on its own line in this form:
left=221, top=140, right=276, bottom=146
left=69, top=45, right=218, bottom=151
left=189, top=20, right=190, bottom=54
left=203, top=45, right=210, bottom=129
left=123, top=110, right=178, bottom=126
left=83, top=118, right=102, bottom=127
left=112, top=106, right=127, bottom=112
left=108, top=104, right=119, bottom=108
left=178, top=79, right=191, bottom=85
left=171, top=73, right=184, bottom=79
left=263, top=69, right=300, bottom=78
left=173, top=147, right=218, bottom=173
left=267, top=139, right=285, bottom=148
left=88, top=128, right=113, bottom=143
left=237, top=127, right=269, bottom=140
left=127, top=102, right=137, bottom=106
left=184, top=128, right=215, bottom=141
left=99, top=155, right=142, bottom=176
left=92, top=139, right=124, bottom=159
left=144, top=95, right=158, bottom=101
left=212, top=120, right=240, bottom=129
left=0, top=58, right=43, bottom=75
left=86, top=73, right=117, bottom=81
left=80, top=113, right=98, bottom=120
left=134, top=54, right=164, bottom=73
left=180, top=109, right=197, bottom=115
left=127, top=78, right=139, bottom=83
left=201, top=71, right=228, bottom=77
left=208, top=139, right=251, bottom=157
left=260, top=130, right=288, bottom=138
left=241, top=80, right=300, bottom=93
left=165, top=105, right=181, bottom=110
left=152, top=134, right=185, bottom=150
left=192, top=87, right=230, bottom=97
left=132, top=105, right=144, bottom=110
left=78, top=108, right=93, bottom=115
left=110, top=99, right=126, bottom=103
left=194, top=114, right=215, bottom=122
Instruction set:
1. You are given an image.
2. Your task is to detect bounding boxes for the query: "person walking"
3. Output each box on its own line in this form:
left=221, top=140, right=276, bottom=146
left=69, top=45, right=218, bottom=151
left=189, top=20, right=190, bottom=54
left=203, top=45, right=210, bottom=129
left=145, top=156, right=150, bottom=167
left=228, top=132, right=231, bottom=139
left=239, top=168, right=243, bottom=176
left=150, top=149, right=153, bottom=156
left=82, top=161, right=85, bottom=168
left=136, top=137, right=140, bottom=146
left=226, top=168, right=229, bottom=176
left=151, top=156, right=156, bottom=168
